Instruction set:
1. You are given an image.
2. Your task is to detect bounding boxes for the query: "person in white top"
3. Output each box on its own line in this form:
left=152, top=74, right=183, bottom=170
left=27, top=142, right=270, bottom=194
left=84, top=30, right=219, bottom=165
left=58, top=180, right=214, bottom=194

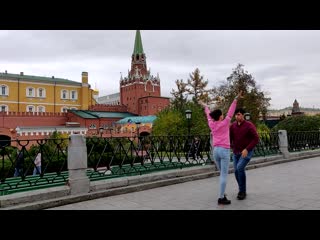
left=33, top=152, right=42, bottom=176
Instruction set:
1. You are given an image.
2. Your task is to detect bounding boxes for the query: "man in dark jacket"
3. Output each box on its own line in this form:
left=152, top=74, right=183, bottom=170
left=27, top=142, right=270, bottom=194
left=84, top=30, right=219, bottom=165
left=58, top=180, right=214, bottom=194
left=230, top=108, right=259, bottom=200
left=14, top=150, right=24, bottom=177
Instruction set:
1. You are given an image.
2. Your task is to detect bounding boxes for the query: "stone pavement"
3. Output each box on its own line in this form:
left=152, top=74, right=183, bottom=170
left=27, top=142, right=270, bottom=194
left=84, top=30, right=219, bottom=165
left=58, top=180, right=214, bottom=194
left=48, top=156, right=320, bottom=210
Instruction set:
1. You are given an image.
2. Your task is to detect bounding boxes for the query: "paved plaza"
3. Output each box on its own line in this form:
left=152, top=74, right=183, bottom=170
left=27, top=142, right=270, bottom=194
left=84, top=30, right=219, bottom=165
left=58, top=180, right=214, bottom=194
left=49, top=156, right=320, bottom=210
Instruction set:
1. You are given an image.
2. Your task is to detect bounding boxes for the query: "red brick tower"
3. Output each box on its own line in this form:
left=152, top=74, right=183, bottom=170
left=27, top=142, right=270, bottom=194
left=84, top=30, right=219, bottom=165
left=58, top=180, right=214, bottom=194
left=120, top=30, right=169, bottom=115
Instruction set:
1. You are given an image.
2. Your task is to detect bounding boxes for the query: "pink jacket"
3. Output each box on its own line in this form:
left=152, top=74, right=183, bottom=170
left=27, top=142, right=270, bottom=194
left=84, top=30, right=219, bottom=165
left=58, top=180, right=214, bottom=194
left=204, top=99, right=237, bottom=149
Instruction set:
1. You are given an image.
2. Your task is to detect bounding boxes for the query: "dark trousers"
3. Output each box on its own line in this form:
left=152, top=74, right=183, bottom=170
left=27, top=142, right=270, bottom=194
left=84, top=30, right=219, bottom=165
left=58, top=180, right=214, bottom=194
left=232, top=150, right=254, bottom=193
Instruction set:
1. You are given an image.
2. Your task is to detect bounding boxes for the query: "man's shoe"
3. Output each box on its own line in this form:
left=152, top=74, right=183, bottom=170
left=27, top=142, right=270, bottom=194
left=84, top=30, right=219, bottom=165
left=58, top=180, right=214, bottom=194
left=237, top=192, right=246, bottom=200
left=218, top=195, right=231, bottom=205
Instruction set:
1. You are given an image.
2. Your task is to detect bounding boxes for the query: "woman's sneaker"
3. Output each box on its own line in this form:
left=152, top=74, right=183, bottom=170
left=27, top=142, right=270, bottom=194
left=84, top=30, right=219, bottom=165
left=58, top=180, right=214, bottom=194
left=218, top=195, right=231, bottom=205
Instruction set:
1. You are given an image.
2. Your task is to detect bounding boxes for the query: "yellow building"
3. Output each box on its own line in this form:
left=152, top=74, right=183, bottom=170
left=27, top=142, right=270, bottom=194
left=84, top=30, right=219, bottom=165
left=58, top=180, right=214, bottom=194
left=0, top=71, right=98, bottom=113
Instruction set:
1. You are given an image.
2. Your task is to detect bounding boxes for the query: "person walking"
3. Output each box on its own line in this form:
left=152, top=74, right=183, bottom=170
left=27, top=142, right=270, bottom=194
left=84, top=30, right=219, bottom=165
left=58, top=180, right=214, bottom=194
left=33, top=152, right=42, bottom=176
left=230, top=108, right=259, bottom=200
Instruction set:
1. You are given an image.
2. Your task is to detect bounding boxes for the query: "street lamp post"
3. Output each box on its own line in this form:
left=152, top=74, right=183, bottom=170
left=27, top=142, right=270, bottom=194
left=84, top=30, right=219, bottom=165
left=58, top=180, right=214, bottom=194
left=185, top=110, right=192, bottom=136
left=185, top=110, right=192, bottom=159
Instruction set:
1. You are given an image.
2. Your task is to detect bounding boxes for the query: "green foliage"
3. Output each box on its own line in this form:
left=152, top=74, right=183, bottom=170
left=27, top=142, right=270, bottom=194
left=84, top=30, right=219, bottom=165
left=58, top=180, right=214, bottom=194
left=257, top=123, right=270, bottom=133
left=186, top=68, right=213, bottom=104
left=86, top=137, right=143, bottom=168
left=257, top=123, right=271, bottom=142
left=212, top=64, right=271, bottom=125
left=272, top=115, right=320, bottom=132
left=158, top=68, right=215, bottom=136
left=170, top=68, right=214, bottom=107
left=170, top=79, right=188, bottom=109
left=152, top=102, right=209, bottom=136
left=152, top=108, right=184, bottom=136
left=23, top=131, right=69, bottom=174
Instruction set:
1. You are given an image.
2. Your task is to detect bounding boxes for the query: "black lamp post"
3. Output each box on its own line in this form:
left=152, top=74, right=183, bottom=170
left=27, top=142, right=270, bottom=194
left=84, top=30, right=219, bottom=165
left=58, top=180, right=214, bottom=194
left=185, top=110, right=192, bottom=136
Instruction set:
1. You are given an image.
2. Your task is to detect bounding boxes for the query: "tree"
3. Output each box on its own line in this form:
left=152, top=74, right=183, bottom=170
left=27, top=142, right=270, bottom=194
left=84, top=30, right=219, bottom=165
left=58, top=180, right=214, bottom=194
left=157, top=68, right=213, bottom=136
left=152, top=102, right=209, bottom=136
left=170, top=79, right=188, bottom=109
left=152, top=108, right=185, bottom=136
left=212, top=64, right=271, bottom=125
left=186, top=68, right=213, bottom=104
left=272, top=115, right=320, bottom=132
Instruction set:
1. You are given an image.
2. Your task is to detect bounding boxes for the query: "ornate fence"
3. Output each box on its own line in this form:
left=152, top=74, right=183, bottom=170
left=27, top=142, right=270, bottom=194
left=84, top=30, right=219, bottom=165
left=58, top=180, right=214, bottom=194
left=287, top=131, right=320, bottom=152
left=0, top=130, right=319, bottom=196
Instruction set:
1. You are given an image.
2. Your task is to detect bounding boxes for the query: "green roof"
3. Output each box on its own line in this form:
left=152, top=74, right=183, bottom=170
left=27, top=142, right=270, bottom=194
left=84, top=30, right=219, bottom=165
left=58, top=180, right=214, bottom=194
left=71, top=110, right=136, bottom=119
left=0, top=72, right=81, bottom=86
left=117, top=115, right=157, bottom=124
left=133, top=30, right=144, bottom=55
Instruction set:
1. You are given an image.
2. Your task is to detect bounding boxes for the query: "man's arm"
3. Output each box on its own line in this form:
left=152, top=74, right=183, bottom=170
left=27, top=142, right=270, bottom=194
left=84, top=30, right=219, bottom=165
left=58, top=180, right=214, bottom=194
left=245, top=124, right=260, bottom=152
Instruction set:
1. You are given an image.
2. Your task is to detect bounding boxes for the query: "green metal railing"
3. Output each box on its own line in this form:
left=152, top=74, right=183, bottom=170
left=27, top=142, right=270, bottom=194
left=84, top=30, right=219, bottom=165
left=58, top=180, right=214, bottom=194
left=1, top=131, right=319, bottom=196
left=287, top=131, right=320, bottom=152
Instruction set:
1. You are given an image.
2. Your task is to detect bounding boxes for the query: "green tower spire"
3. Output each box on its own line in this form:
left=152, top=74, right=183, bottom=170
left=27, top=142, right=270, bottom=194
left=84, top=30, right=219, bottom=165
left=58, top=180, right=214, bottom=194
left=133, top=30, right=144, bottom=55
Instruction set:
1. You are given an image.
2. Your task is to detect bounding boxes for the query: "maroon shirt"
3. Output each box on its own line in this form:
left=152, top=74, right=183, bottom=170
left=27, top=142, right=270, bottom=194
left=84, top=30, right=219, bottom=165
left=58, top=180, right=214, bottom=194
left=230, top=120, right=259, bottom=154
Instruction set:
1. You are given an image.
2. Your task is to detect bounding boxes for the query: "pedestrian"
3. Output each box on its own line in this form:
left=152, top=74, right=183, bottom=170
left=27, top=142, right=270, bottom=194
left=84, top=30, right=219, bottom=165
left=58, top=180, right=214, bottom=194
left=33, top=152, right=42, bottom=176
left=189, top=137, right=202, bottom=160
left=230, top=108, right=259, bottom=200
left=199, top=90, right=242, bottom=205
left=14, top=149, right=24, bottom=177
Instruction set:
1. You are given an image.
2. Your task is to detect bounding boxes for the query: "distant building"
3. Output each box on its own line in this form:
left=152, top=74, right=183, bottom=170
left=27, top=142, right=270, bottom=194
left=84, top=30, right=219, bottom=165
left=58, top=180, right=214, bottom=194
left=96, top=93, right=120, bottom=105
left=291, top=99, right=304, bottom=116
left=0, top=30, right=169, bottom=144
left=98, top=30, right=170, bottom=116
left=0, top=71, right=98, bottom=113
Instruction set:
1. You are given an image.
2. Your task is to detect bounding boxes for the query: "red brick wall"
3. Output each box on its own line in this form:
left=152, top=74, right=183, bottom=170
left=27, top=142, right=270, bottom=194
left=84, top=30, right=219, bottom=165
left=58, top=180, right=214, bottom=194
left=121, top=82, right=164, bottom=115
left=89, top=104, right=127, bottom=112
left=0, top=112, right=67, bottom=130
left=139, top=97, right=170, bottom=115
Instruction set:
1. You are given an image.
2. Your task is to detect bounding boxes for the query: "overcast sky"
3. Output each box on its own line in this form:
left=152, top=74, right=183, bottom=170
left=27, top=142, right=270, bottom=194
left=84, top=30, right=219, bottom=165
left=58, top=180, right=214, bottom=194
left=0, top=30, right=319, bottom=110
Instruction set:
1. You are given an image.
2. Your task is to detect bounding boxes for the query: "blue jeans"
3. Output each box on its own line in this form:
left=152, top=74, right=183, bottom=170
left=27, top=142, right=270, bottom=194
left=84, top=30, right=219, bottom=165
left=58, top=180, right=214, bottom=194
left=233, top=150, right=254, bottom=193
left=14, top=168, right=22, bottom=177
left=33, top=166, right=41, bottom=176
left=213, top=147, right=230, bottom=198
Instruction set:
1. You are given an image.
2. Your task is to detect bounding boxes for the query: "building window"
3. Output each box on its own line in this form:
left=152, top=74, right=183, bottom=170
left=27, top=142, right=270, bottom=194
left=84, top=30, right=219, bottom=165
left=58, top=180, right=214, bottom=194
left=89, top=123, right=96, bottom=129
left=0, top=105, right=8, bottom=112
left=38, top=106, right=45, bottom=112
left=27, top=87, right=35, bottom=97
left=0, top=85, right=8, bottom=96
left=71, top=90, right=77, bottom=100
left=61, top=90, right=68, bottom=99
left=26, top=105, right=35, bottom=112
left=38, top=88, right=46, bottom=98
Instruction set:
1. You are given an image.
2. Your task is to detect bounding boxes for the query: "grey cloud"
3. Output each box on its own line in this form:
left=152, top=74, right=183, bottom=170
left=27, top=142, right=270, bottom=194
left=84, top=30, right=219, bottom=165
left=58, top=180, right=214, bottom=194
left=1, top=30, right=320, bottom=109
